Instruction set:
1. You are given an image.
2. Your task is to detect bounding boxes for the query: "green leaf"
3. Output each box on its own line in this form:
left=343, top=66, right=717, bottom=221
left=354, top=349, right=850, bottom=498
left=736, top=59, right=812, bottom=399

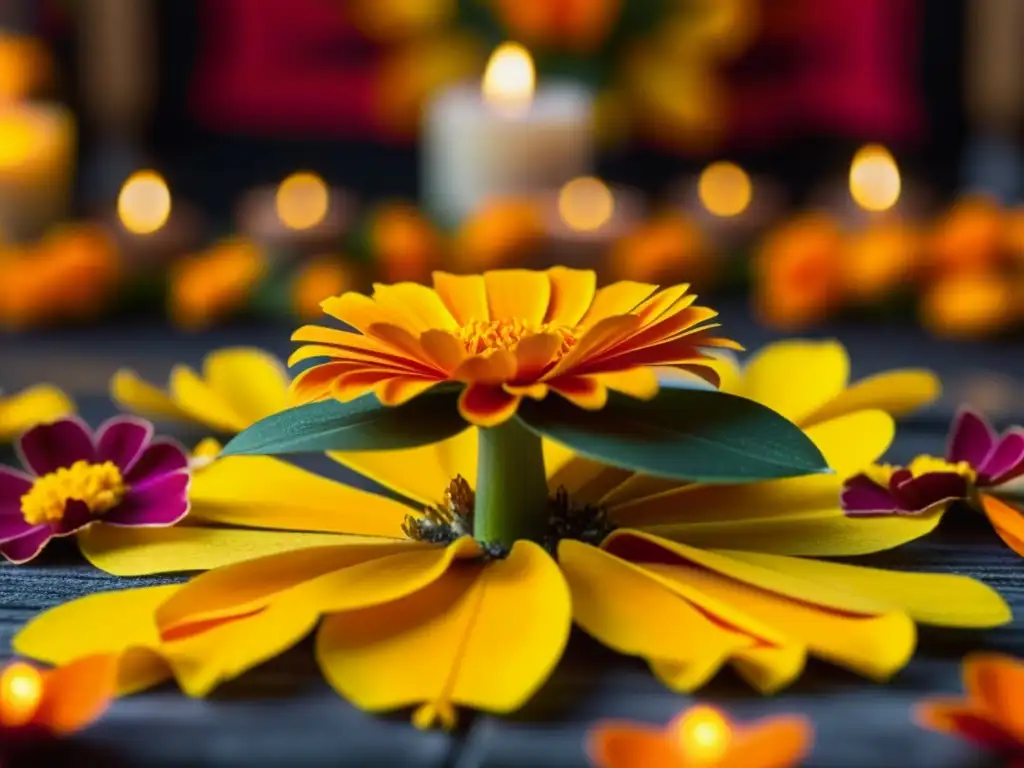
left=517, top=389, right=830, bottom=484
left=221, top=388, right=468, bottom=457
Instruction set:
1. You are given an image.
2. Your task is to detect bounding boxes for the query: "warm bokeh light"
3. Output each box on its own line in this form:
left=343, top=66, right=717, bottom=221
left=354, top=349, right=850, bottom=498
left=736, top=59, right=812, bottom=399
left=698, top=161, right=752, bottom=217
left=849, top=144, right=901, bottom=213
left=482, top=42, right=535, bottom=114
left=0, top=662, right=43, bottom=728
left=117, top=170, right=172, bottom=235
left=558, top=176, right=615, bottom=232
left=0, top=112, right=38, bottom=168
left=276, top=172, right=330, bottom=231
left=675, top=705, right=732, bottom=763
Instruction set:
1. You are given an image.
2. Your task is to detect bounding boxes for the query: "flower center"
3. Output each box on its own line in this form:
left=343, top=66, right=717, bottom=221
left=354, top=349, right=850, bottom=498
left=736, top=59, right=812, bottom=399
left=866, top=455, right=978, bottom=487
left=19, top=460, right=127, bottom=525
left=458, top=318, right=578, bottom=357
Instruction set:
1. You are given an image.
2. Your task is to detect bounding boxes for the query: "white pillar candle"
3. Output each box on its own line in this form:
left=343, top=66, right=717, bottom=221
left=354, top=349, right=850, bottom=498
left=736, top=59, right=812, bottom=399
left=422, top=42, right=595, bottom=226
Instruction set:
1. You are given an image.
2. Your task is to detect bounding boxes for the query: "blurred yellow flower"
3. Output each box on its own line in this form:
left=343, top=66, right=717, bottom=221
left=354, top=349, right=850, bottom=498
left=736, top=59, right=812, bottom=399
left=368, top=202, right=444, bottom=284
left=920, top=270, right=1015, bottom=340
left=291, top=256, right=358, bottom=322
left=755, top=214, right=843, bottom=330
left=842, top=222, right=921, bottom=303
left=169, top=238, right=266, bottom=331
left=609, top=213, right=711, bottom=286
left=0, top=384, right=74, bottom=443
left=454, top=199, right=546, bottom=271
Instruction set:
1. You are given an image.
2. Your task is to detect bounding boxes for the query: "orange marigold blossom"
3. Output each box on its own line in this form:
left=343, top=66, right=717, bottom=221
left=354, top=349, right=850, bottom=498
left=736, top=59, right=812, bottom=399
left=587, top=704, right=812, bottom=768
left=916, top=653, right=1024, bottom=760
left=289, top=268, right=738, bottom=427
left=0, top=655, right=117, bottom=735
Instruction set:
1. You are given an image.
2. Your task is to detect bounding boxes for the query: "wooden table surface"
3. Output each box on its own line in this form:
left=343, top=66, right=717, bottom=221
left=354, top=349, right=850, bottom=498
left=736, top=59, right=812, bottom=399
left=1, top=304, right=1021, bottom=767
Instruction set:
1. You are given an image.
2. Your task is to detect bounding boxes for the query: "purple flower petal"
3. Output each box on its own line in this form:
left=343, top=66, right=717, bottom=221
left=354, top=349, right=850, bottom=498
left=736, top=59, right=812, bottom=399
left=125, top=439, right=189, bottom=486
left=893, top=472, right=969, bottom=513
left=0, top=526, right=53, bottom=564
left=102, top=472, right=190, bottom=528
left=947, top=408, right=997, bottom=468
left=0, top=466, right=33, bottom=510
left=981, top=430, right=1024, bottom=486
left=16, top=417, right=95, bottom=477
left=95, top=416, right=154, bottom=474
left=53, top=499, right=99, bottom=536
left=0, top=511, right=34, bottom=544
left=841, top=475, right=900, bottom=516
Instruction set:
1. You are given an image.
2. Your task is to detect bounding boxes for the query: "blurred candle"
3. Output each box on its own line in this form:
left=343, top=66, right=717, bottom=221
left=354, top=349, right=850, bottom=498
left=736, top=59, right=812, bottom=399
left=849, top=144, right=901, bottom=213
left=675, top=705, right=732, bottom=764
left=237, top=171, right=354, bottom=256
left=422, top=42, right=595, bottom=225
left=538, top=176, right=644, bottom=267
left=0, top=102, right=75, bottom=241
left=108, top=169, right=200, bottom=269
left=0, top=662, right=43, bottom=729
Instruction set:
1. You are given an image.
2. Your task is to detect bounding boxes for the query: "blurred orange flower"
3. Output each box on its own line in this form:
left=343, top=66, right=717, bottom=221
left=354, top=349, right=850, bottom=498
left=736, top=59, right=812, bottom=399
left=0, top=34, right=52, bottom=101
left=928, top=195, right=1007, bottom=275
left=0, top=656, right=116, bottom=736
left=291, top=255, right=359, bottom=321
left=369, top=202, right=445, bottom=283
left=169, top=238, right=266, bottom=331
left=491, top=0, right=622, bottom=53
left=916, top=653, right=1024, bottom=761
left=609, top=213, right=711, bottom=285
left=919, top=270, right=1014, bottom=339
left=587, top=704, right=812, bottom=768
left=454, top=198, right=546, bottom=271
left=1007, top=204, right=1024, bottom=263
left=842, top=221, right=921, bottom=303
left=755, top=214, right=844, bottom=330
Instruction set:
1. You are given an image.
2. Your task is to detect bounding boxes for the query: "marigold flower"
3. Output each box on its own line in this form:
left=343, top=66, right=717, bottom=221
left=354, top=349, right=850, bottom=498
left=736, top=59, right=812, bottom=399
left=0, top=416, right=189, bottom=563
left=368, top=202, right=444, bottom=284
left=111, top=347, right=290, bottom=435
left=587, top=705, right=812, bottom=768
left=168, top=238, right=266, bottom=331
left=842, top=222, right=920, bottom=303
left=609, top=214, right=711, bottom=286
left=0, top=655, right=117, bottom=736
left=928, top=195, right=1007, bottom=275
left=491, top=0, right=622, bottom=53
left=291, top=268, right=736, bottom=427
left=21, top=341, right=1009, bottom=728
left=291, top=256, right=359, bottom=322
left=453, top=201, right=546, bottom=271
left=916, top=653, right=1024, bottom=762
left=0, top=385, right=74, bottom=444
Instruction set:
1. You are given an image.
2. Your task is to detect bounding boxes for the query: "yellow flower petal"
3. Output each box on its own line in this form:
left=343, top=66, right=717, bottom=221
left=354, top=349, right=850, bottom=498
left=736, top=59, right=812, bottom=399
left=579, top=281, right=657, bottom=327
left=738, top=340, right=850, bottom=424
left=189, top=455, right=411, bottom=536
left=316, top=541, right=571, bottom=727
left=544, top=267, right=596, bottom=327
left=201, top=347, right=291, bottom=425
left=77, top=525, right=356, bottom=576
left=169, top=364, right=249, bottom=433
left=594, top=368, right=660, bottom=401
left=432, top=272, right=489, bottom=325
left=804, top=409, right=894, bottom=475
left=110, top=369, right=190, bottom=423
left=559, top=540, right=751, bottom=692
left=484, top=269, right=552, bottom=325
left=0, top=384, right=75, bottom=441
left=804, top=369, right=941, bottom=426
left=371, top=283, right=459, bottom=332
left=718, top=550, right=1012, bottom=628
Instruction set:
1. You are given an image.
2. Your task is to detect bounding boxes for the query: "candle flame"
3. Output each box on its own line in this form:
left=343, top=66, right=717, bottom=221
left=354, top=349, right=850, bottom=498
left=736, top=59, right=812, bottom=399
left=482, top=42, right=535, bottom=115
left=849, top=144, right=901, bottom=213
left=276, top=172, right=330, bottom=231
left=0, top=662, right=43, bottom=728
left=118, top=170, right=172, bottom=235
left=675, top=705, right=732, bottom=764
left=558, top=177, right=614, bottom=232
left=698, top=161, right=752, bottom=218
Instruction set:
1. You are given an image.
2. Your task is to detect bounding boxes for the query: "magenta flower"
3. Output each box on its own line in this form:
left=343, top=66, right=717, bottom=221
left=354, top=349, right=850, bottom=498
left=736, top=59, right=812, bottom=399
left=0, top=416, right=190, bottom=564
left=842, top=408, right=1024, bottom=517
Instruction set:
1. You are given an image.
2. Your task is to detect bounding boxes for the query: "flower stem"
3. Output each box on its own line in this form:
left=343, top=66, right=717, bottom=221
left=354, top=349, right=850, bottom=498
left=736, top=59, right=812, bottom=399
left=474, top=418, right=549, bottom=549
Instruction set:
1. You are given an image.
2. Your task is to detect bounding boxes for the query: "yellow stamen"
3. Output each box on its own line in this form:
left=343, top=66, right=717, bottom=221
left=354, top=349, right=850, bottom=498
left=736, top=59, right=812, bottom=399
left=458, top=318, right=578, bottom=356
left=20, top=460, right=127, bottom=525
left=865, top=455, right=977, bottom=487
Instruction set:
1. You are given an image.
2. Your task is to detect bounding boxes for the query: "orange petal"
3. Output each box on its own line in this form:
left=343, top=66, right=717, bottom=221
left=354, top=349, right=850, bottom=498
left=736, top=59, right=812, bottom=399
left=514, top=333, right=563, bottom=381
left=484, top=269, right=551, bottom=325
left=582, top=335, right=717, bottom=374
left=458, top=383, right=520, bottom=427
left=320, top=292, right=405, bottom=333
left=332, top=369, right=408, bottom=402
left=376, top=375, right=441, bottom=405
left=291, top=362, right=363, bottom=402
left=35, top=654, right=118, bottom=735
left=505, top=383, right=548, bottom=399
left=579, top=281, right=658, bottom=327
left=595, top=368, right=660, bottom=401
left=544, top=267, right=597, bottom=326
left=370, top=283, right=458, bottom=332
left=549, top=376, right=608, bottom=409
left=419, top=329, right=467, bottom=372
left=720, top=715, right=813, bottom=768
left=608, top=306, right=718, bottom=357
left=632, top=285, right=694, bottom=326
left=586, top=722, right=679, bottom=768
left=915, top=699, right=1021, bottom=752
left=547, top=315, right=641, bottom=378
left=433, top=272, right=490, bottom=324
left=452, top=349, right=518, bottom=384
left=289, top=340, right=432, bottom=374
left=981, top=495, right=1024, bottom=557
left=963, top=652, right=1024, bottom=740
left=366, top=323, right=439, bottom=370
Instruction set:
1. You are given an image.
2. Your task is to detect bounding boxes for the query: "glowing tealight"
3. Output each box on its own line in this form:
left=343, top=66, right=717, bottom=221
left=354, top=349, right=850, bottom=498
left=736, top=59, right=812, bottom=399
left=0, top=662, right=43, bottom=728
left=117, top=170, right=172, bottom=235
left=558, top=177, right=614, bottom=232
left=482, top=42, right=535, bottom=115
left=675, top=705, right=732, bottom=764
left=849, top=144, right=901, bottom=213
left=698, top=161, right=752, bottom=218
left=276, top=172, right=330, bottom=231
